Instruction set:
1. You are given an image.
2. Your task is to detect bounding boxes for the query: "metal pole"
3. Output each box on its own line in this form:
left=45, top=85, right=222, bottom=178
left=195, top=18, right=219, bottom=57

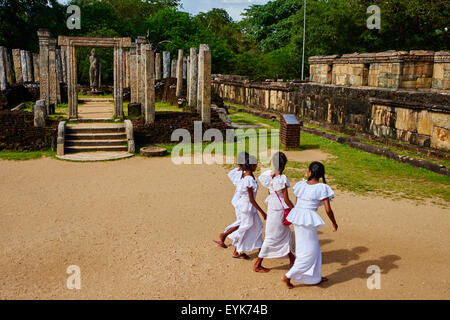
left=301, top=0, right=306, bottom=80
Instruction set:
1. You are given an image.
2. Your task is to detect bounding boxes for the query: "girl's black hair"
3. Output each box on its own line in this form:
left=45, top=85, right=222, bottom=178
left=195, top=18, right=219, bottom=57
left=243, top=153, right=257, bottom=179
left=237, top=151, right=249, bottom=169
left=272, top=152, right=288, bottom=176
left=308, top=161, right=327, bottom=184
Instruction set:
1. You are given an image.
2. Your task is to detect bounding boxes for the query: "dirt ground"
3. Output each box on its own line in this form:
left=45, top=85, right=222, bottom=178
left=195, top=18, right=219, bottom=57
left=0, top=153, right=449, bottom=299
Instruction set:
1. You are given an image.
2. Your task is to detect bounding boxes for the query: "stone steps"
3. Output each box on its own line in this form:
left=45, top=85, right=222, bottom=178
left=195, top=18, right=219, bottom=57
left=64, top=123, right=128, bottom=153
left=65, top=145, right=128, bottom=152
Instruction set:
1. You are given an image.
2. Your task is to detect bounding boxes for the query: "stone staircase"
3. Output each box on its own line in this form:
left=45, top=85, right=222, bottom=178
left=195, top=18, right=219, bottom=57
left=65, top=123, right=128, bottom=153
left=56, top=121, right=135, bottom=161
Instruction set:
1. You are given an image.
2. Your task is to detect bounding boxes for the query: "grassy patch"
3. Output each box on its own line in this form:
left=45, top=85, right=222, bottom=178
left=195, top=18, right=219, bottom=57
left=156, top=101, right=182, bottom=112
left=0, top=150, right=56, bottom=160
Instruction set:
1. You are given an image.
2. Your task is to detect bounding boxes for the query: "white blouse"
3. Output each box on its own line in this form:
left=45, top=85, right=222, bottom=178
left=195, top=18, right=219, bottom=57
left=258, top=170, right=290, bottom=210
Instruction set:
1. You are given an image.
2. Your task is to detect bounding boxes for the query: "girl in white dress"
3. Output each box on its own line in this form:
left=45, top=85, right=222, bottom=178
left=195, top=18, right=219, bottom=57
left=282, top=161, right=338, bottom=289
left=254, top=152, right=295, bottom=273
left=214, top=152, right=249, bottom=248
left=228, top=154, right=267, bottom=259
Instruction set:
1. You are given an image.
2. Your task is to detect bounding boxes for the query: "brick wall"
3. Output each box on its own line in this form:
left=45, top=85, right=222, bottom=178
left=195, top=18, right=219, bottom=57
left=0, top=110, right=58, bottom=151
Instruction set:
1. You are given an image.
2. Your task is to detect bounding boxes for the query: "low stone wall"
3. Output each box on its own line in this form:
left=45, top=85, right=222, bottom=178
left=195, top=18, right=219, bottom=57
left=309, top=50, right=450, bottom=90
left=0, top=110, right=58, bottom=150
left=212, top=75, right=450, bottom=151
left=132, top=110, right=230, bottom=146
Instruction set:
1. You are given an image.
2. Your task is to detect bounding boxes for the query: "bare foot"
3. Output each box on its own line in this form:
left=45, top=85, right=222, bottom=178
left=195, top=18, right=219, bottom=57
left=219, top=233, right=227, bottom=242
left=282, top=276, right=293, bottom=289
left=232, top=253, right=250, bottom=260
left=253, top=266, right=271, bottom=273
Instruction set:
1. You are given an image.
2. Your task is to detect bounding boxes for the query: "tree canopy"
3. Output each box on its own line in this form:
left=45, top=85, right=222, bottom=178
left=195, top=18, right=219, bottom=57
left=0, top=0, right=448, bottom=83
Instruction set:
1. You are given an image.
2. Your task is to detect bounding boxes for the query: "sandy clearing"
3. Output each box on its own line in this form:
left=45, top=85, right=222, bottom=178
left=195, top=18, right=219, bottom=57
left=0, top=155, right=448, bottom=299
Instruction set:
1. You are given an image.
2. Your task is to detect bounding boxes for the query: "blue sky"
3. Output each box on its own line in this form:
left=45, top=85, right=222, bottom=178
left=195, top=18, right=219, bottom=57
left=180, top=0, right=270, bottom=21
left=58, top=0, right=270, bottom=21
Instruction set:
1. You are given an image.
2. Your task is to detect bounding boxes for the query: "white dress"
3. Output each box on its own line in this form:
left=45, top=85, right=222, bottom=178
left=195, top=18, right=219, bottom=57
left=228, top=175, right=264, bottom=254
left=258, top=170, right=293, bottom=259
left=224, top=168, right=243, bottom=232
left=285, top=180, right=334, bottom=284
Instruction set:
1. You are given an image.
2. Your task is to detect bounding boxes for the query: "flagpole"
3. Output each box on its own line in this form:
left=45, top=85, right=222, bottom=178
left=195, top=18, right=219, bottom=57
left=301, top=0, right=306, bottom=80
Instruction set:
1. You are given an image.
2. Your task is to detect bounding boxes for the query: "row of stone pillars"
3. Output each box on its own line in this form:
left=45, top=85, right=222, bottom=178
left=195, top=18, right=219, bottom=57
left=130, top=38, right=212, bottom=124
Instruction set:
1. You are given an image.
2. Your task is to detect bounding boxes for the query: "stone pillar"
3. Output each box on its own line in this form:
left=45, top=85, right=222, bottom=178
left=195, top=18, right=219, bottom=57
left=197, top=47, right=204, bottom=113
left=125, top=50, right=130, bottom=88
left=12, top=49, right=23, bottom=84
left=171, top=59, right=177, bottom=78
left=20, top=50, right=28, bottom=82
left=1, top=47, right=12, bottom=86
left=186, top=56, right=190, bottom=102
left=26, top=51, right=33, bottom=82
left=61, top=46, right=67, bottom=83
left=189, top=48, right=198, bottom=107
left=136, top=37, right=147, bottom=110
left=55, top=48, right=62, bottom=103
left=199, top=44, right=211, bottom=124
left=67, top=44, right=78, bottom=119
left=130, top=44, right=137, bottom=103
left=183, top=57, right=187, bottom=80
left=163, top=51, right=170, bottom=78
left=5, top=50, right=13, bottom=85
left=33, top=53, right=40, bottom=82
left=155, top=52, right=162, bottom=80
left=143, top=47, right=155, bottom=124
left=113, top=43, right=124, bottom=118
left=0, top=46, right=7, bottom=90
left=38, top=29, right=51, bottom=110
left=176, top=49, right=184, bottom=97
left=48, top=39, right=58, bottom=109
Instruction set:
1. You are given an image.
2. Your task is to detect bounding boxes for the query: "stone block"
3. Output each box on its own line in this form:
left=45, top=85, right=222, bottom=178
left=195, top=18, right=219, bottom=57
left=431, top=126, right=450, bottom=151
left=417, top=110, right=432, bottom=135
left=395, top=107, right=417, bottom=132
left=128, top=102, right=141, bottom=116
left=34, top=99, right=46, bottom=127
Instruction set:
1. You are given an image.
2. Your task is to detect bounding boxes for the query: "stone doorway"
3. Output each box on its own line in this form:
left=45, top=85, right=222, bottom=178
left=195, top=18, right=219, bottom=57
left=57, top=36, right=131, bottom=119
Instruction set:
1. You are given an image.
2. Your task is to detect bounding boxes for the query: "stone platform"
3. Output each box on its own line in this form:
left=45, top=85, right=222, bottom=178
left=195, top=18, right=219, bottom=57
left=56, top=151, right=134, bottom=162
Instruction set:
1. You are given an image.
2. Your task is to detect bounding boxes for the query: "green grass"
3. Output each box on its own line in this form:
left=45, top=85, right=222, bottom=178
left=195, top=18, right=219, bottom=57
left=153, top=106, right=449, bottom=204
left=156, top=101, right=182, bottom=112
left=0, top=150, right=55, bottom=160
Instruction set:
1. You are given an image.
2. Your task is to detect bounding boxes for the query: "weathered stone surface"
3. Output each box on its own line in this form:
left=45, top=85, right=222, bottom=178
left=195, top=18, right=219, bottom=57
left=143, top=47, right=155, bottom=124
left=140, top=146, right=167, bottom=157
left=20, top=50, right=28, bottom=82
left=176, top=49, right=183, bottom=97
left=0, top=46, right=7, bottom=90
left=199, top=44, right=211, bottom=124
left=12, top=49, right=22, bottom=84
left=188, top=48, right=198, bottom=107
left=163, top=51, right=170, bottom=78
left=171, top=59, right=177, bottom=78
left=155, top=52, right=162, bottom=80
left=33, top=53, right=40, bottom=82
left=34, top=99, right=46, bottom=127
left=26, top=51, right=33, bottom=82
left=431, top=126, right=450, bottom=150
left=128, top=102, right=141, bottom=116
left=212, top=75, right=450, bottom=151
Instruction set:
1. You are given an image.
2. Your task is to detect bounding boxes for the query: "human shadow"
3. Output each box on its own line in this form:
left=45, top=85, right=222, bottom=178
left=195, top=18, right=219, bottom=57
left=322, top=246, right=368, bottom=266
left=316, top=254, right=401, bottom=289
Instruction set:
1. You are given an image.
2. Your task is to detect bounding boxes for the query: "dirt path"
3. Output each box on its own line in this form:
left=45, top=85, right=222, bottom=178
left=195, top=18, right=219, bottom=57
left=0, top=156, right=448, bottom=299
left=78, top=99, right=114, bottom=119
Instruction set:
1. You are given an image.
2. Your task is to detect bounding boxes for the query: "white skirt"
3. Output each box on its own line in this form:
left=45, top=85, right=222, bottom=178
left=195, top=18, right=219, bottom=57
left=228, top=207, right=263, bottom=254
left=258, top=206, right=293, bottom=258
left=224, top=207, right=240, bottom=232
left=285, top=224, right=322, bottom=285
